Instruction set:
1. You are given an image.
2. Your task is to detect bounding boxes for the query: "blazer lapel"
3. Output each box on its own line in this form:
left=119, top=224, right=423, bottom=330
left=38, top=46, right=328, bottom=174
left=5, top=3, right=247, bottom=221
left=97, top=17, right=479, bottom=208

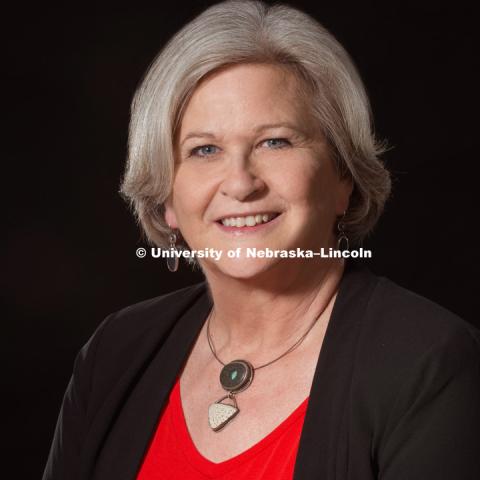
left=293, top=261, right=378, bottom=480
left=90, top=283, right=213, bottom=480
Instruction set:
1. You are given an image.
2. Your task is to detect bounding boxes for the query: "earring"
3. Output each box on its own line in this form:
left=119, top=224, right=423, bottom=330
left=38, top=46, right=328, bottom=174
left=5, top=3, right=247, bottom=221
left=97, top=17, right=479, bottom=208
left=167, top=228, right=179, bottom=272
left=337, top=211, right=349, bottom=251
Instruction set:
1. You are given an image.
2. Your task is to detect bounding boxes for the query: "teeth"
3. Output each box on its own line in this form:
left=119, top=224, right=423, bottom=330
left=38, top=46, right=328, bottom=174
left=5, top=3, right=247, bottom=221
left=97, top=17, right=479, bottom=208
left=221, top=213, right=278, bottom=227
left=236, top=217, right=246, bottom=227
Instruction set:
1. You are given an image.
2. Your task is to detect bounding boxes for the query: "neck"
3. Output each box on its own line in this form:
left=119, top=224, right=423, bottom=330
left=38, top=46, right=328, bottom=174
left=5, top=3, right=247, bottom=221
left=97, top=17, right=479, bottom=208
left=203, top=258, right=345, bottom=364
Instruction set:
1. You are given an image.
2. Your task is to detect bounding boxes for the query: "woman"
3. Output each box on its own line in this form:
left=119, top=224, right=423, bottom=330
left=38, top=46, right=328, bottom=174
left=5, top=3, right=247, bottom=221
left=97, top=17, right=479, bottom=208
left=43, top=1, right=480, bottom=479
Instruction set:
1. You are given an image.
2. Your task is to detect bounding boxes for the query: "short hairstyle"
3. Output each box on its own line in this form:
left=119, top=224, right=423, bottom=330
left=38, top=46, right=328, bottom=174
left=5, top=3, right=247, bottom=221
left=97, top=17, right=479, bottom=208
left=120, top=0, right=391, bottom=250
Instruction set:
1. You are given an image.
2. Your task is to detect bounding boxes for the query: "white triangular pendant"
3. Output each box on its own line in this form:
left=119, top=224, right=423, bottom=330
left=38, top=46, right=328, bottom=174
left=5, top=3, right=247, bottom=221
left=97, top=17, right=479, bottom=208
left=208, top=400, right=239, bottom=432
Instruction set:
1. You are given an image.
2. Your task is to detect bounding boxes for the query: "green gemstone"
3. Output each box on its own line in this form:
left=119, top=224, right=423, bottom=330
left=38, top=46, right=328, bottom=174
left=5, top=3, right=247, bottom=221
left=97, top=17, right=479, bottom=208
left=231, top=370, right=238, bottom=380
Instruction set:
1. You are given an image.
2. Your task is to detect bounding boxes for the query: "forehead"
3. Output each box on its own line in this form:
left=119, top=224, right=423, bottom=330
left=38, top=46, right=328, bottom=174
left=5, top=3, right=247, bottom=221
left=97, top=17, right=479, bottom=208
left=195, top=62, right=301, bottom=94
left=177, top=63, right=311, bottom=137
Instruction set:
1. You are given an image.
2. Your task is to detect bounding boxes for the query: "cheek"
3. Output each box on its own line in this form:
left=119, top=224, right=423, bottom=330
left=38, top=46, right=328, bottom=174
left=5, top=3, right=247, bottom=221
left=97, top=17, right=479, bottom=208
left=171, top=166, right=215, bottom=217
left=274, top=170, right=339, bottom=233
left=268, top=157, right=328, bottom=205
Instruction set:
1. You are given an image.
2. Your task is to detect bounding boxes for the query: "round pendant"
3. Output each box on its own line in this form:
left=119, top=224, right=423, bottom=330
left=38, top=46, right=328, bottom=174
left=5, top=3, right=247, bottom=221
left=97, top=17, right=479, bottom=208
left=219, top=360, right=254, bottom=393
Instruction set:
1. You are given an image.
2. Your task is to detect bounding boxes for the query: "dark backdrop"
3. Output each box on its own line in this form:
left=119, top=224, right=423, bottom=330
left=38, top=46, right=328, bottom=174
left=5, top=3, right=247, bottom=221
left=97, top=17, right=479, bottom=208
left=4, top=0, right=478, bottom=477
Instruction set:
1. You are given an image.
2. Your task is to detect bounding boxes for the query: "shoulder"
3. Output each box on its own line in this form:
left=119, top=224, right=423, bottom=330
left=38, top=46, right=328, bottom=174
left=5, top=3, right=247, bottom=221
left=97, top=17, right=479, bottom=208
left=45, top=282, right=210, bottom=479
left=341, top=262, right=480, bottom=368
left=340, top=269, right=480, bottom=475
left=352, top=270, right=480, bottom=427
left=365, top=274, right=480, bottom=355
left=88, top=279, right=209, bottom=364
left=74, top=281, right=209, bottom=413
left=354, top=274, right=480, bottom=470
left=96, top=280, right=208, bottom=346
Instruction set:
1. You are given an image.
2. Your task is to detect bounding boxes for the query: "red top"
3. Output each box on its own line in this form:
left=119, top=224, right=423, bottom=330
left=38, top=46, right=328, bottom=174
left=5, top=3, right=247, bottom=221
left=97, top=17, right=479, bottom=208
left=137, top=376, right=309, bottom=479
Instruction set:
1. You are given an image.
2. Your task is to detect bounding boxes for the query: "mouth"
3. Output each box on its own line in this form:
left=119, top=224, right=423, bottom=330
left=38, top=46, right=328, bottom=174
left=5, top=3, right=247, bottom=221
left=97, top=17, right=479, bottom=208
left=216, top=212, right=280, bottom=227
left=215, top=212, right=282, bottom=233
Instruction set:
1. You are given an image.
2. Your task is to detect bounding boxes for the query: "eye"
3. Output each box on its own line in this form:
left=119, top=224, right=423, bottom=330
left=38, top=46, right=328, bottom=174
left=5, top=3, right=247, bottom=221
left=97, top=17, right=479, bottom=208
left=262, top=138, right=291, bottom=149
left=189, top=144, right=219, bottom=157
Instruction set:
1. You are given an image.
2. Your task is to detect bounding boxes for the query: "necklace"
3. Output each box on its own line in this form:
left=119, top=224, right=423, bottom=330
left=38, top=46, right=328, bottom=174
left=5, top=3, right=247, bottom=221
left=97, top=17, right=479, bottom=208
left=206, top=306, right=327, bottom=432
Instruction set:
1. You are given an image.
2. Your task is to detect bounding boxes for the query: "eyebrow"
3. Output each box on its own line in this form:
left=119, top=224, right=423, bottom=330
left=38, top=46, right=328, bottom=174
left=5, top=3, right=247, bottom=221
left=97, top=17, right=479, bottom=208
left=179, top=122, right=303, bottom=147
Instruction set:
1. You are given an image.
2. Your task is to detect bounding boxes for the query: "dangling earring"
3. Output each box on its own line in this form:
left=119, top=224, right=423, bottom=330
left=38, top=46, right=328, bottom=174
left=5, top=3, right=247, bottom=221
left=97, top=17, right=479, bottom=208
left=337, top=211, right=349, bottom=251
left=167, top=228, right=179, bottom=272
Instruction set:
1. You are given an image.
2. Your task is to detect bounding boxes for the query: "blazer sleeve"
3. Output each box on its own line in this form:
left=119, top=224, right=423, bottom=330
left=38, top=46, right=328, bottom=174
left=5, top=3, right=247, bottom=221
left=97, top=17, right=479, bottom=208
left=377, top=326, right=480, bottom=479
left=42, top=314, right=112, bottom=480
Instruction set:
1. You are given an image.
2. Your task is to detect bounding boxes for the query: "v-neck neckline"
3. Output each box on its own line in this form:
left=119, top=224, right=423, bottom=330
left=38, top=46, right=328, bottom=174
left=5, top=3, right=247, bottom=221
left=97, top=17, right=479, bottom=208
left=171, top=376, right=309, bottom=476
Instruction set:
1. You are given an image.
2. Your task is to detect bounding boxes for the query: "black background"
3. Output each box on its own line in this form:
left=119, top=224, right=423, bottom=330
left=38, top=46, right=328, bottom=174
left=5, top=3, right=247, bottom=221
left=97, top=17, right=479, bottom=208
left=4, top=0, right=479, bottom=477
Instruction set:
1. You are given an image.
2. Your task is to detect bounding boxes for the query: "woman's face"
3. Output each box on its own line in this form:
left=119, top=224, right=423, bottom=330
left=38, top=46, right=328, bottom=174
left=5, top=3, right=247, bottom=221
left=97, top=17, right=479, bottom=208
left=165, top=63, right=352, bottom=278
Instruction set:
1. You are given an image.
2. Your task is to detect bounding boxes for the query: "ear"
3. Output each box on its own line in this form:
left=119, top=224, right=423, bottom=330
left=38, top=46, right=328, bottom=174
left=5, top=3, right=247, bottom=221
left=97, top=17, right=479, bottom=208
left=335, top=176, right=354, bottom=215
left=163, top=196, right=179, bottom=229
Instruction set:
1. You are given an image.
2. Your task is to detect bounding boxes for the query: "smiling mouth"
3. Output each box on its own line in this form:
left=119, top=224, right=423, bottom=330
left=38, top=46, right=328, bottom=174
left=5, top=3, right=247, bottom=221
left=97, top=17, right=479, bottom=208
left=216, top=212, right=281, bottom=228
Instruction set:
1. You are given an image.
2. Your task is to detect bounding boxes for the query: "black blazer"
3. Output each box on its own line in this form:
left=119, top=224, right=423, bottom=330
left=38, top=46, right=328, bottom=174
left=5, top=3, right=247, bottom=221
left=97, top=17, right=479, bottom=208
left=43, top=261, right=480, bottom=479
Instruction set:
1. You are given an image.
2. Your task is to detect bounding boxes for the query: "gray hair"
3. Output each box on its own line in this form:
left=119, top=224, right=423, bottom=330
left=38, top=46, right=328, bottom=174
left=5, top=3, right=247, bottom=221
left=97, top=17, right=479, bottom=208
left=120, top=0, right=391, bottom=252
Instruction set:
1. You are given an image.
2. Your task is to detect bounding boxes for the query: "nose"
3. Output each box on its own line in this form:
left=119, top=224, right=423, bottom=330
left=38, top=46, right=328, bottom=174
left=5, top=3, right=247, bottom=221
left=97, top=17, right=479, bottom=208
left=219, top=154, right=266, bottom=201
